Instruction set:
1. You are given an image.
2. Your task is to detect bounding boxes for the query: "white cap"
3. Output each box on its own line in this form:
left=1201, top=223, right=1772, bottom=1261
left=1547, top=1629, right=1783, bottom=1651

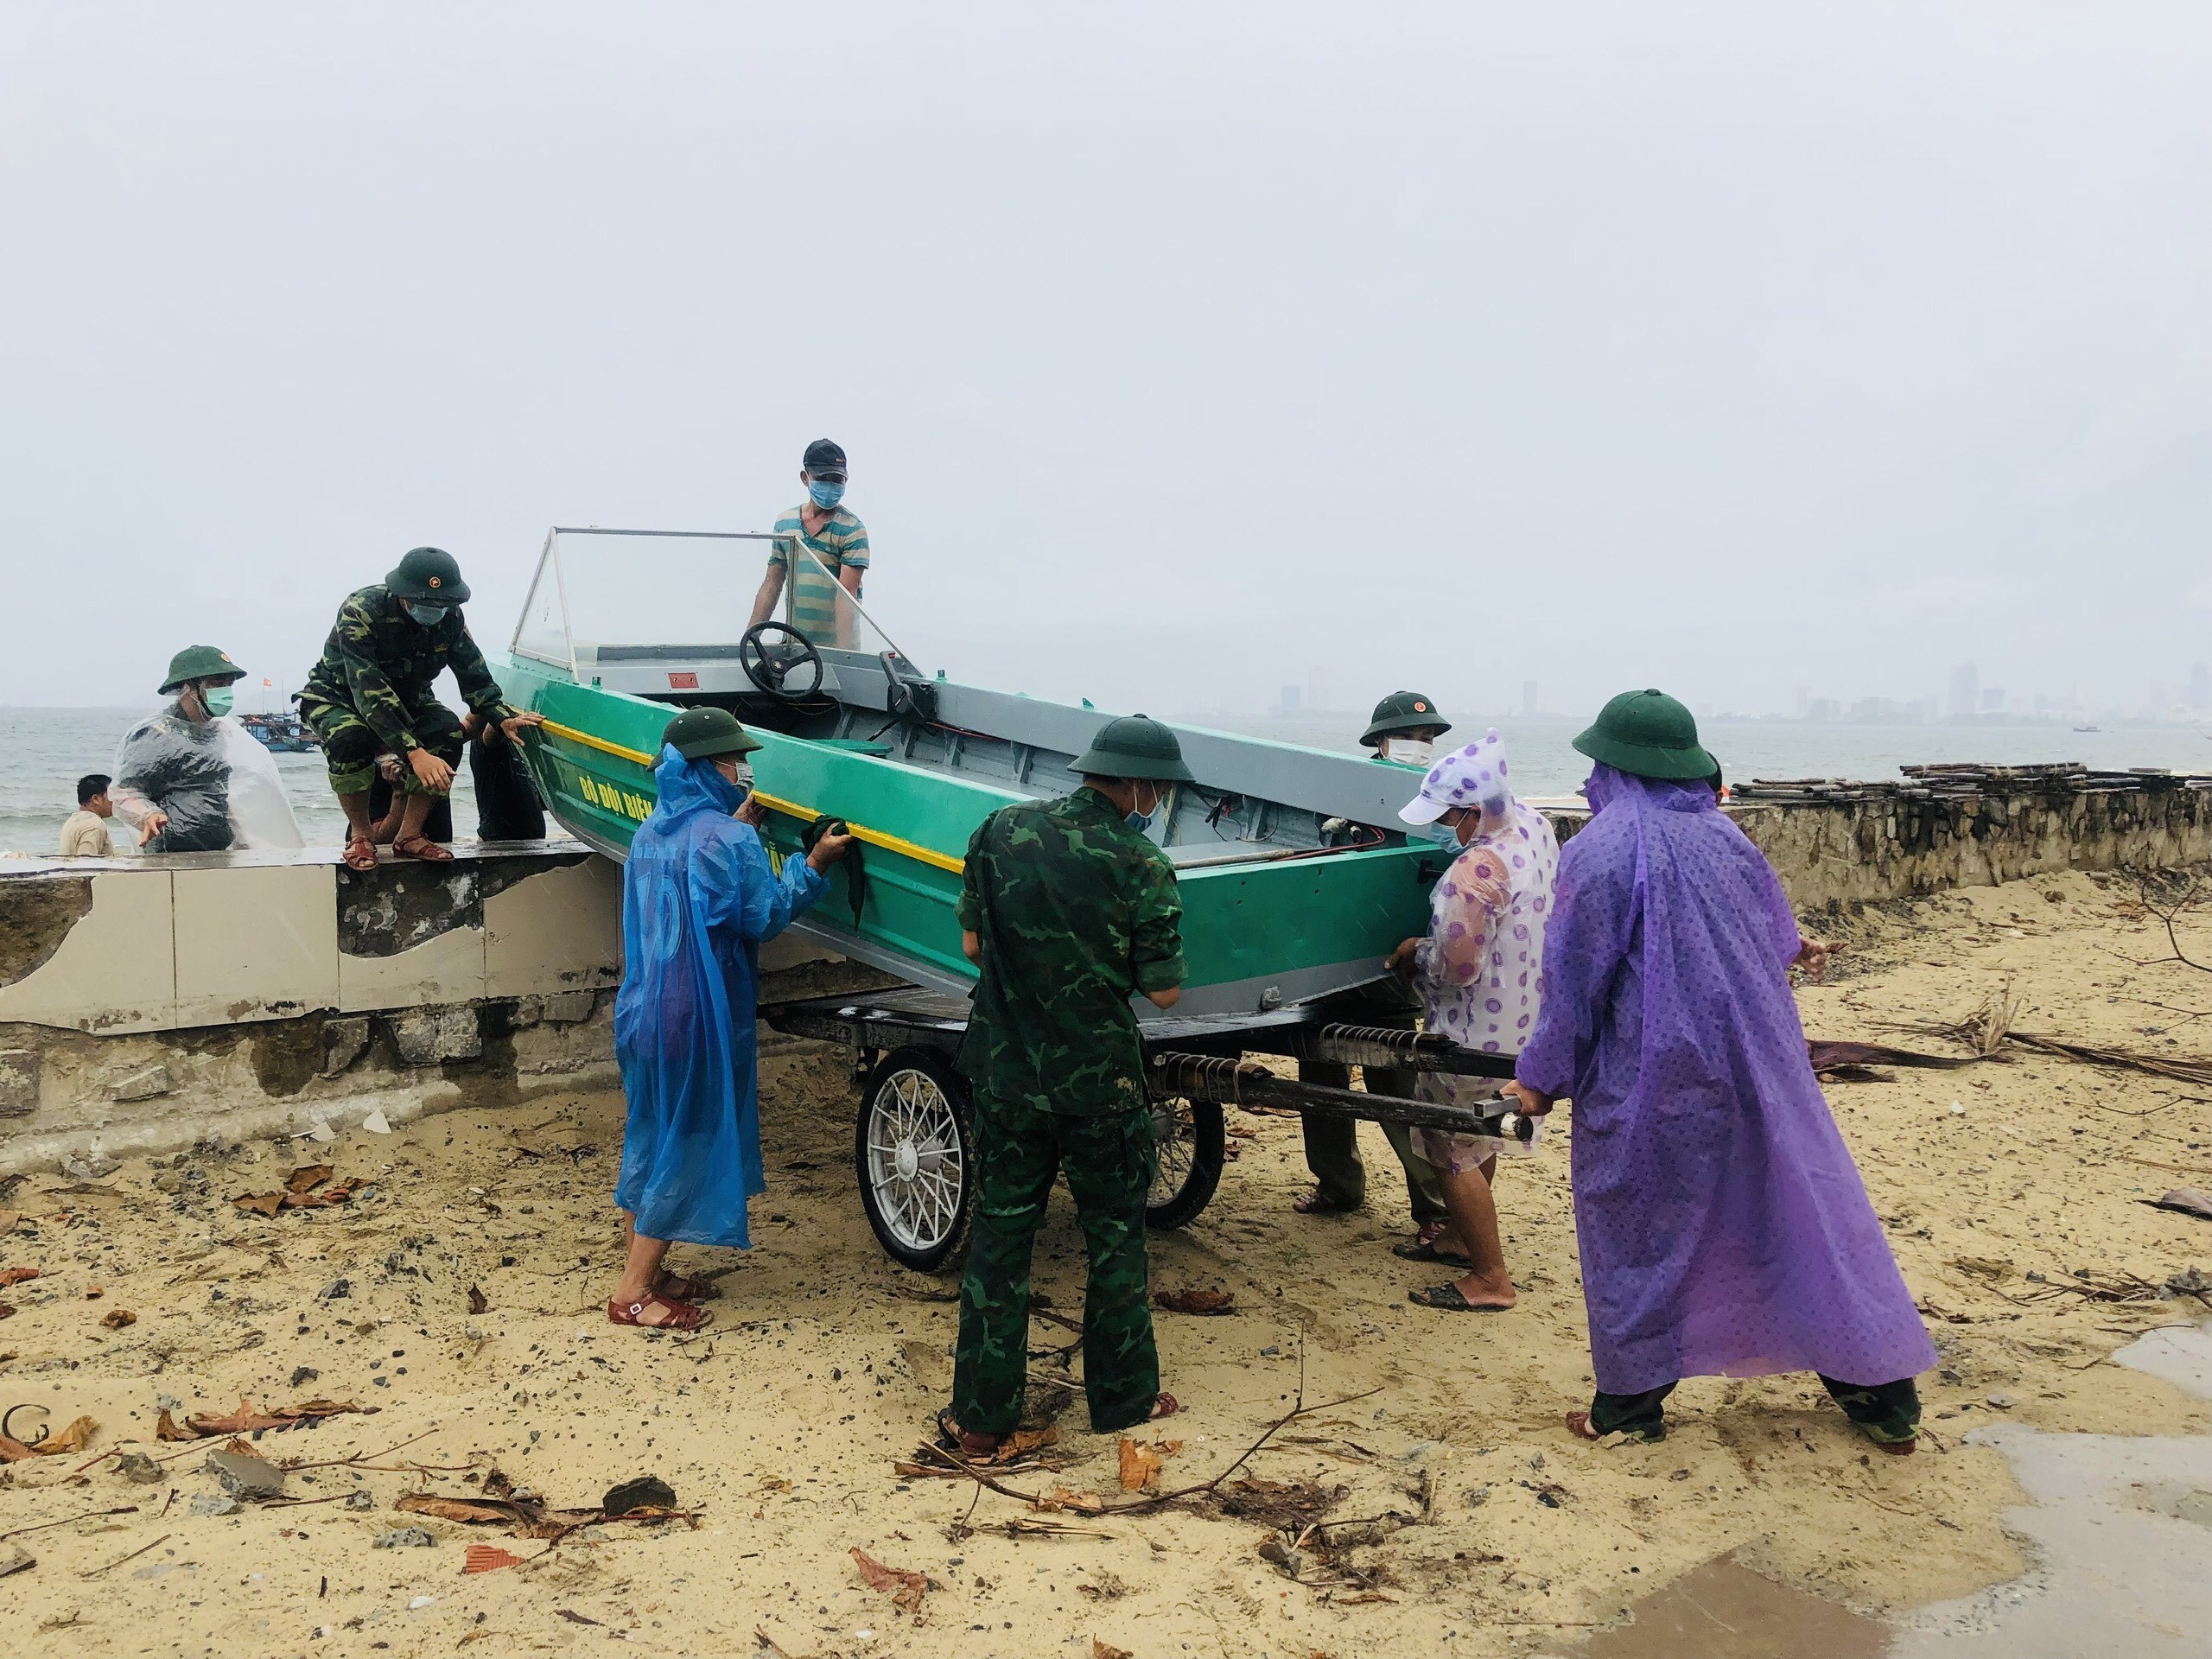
left=1398, top=729, right=1511, bottom=826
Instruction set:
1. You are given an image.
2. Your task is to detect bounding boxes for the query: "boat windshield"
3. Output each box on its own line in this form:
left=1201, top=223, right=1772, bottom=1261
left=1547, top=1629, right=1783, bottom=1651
left=512, top=526, right=916, bottom=673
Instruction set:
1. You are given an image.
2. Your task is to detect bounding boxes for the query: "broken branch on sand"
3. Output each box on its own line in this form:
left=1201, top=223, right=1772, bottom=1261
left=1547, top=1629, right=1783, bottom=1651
left=267, top=1428, right=463, bottom=1476
left=911, top=1384, right=1389, bottom=1520
left=0, top=1503, right=138, bottom=1541
left=2113, top=872, right=2212, bottom=976
left=81, top=1531, right=171, bottom=1578
left=1890, top=987, right=2212, bottom=1086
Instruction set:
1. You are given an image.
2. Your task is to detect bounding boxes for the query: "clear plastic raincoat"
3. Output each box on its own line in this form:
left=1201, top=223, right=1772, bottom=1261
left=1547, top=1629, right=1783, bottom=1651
left=613, top=746, right=827, bottom=1248
left=111, top=704, right=304, bottom=854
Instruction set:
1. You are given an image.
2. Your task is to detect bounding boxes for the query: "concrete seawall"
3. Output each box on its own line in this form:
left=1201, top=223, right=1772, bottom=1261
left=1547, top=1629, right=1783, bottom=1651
left=4, top=772, right=2207, bottom=1171
left=0, top=842, right=626, bottom=1172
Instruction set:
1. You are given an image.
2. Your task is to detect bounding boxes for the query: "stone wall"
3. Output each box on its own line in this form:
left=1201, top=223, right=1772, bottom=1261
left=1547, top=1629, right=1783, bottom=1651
left=1537, top=777, right=2212, bottom=912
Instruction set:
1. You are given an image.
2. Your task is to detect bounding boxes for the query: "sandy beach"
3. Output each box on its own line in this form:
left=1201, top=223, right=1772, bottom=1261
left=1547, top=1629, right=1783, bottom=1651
left=2, top=868, right=2209, bottom=1657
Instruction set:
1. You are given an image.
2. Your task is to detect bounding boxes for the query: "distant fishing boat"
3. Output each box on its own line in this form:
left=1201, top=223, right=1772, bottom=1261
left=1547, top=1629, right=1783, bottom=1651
left=238, top=711, right=318, bottom=753
left=2073, top=723, right=2101, bottom=734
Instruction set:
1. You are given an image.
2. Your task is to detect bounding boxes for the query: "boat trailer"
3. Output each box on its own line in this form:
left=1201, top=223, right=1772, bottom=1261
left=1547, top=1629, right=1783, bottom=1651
left=760, top=988, right=1532, bottom=1274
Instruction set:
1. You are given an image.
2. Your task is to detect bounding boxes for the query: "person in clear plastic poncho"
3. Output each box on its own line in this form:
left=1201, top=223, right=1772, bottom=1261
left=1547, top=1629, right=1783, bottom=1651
left=111, top=646, right=303, bottom=855
left=607, top=708, right=852, bottom=1332
left=1387, top=730, right=1559, bottom=1314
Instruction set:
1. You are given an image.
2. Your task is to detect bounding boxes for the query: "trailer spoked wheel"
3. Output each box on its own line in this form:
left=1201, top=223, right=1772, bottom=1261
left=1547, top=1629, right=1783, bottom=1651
left=855, top=1047, right=975, bottom=1274
left=1145, top=1096, right=1225, bottom=1230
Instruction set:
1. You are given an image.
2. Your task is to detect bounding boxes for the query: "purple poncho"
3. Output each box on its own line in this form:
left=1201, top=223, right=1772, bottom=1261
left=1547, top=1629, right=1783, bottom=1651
left=1516, top=765, right=1935, bottom=1395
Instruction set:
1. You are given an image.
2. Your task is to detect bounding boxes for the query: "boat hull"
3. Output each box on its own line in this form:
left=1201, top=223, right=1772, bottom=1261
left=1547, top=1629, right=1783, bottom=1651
left=492, top=652, right=1440, bottom=1017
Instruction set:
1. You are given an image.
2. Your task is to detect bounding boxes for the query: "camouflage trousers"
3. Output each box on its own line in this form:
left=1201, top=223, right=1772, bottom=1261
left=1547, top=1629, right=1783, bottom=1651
left=301, top=695, right=465, bottom=797
left=953, top=1095, right=1159, bottom=1436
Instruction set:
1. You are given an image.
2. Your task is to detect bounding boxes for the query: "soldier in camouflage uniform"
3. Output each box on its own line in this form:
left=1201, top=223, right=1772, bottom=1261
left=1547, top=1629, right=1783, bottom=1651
left=938, top=714, right=1192, bottom=1458
left=299, top=547, right=542, bottom=869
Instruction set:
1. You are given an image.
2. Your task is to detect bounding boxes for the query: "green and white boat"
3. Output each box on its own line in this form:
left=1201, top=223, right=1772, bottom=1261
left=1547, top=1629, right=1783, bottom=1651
left=493, top=526, right=1449, bottom=1020
left=491, top=526, right=1496, bottom=1268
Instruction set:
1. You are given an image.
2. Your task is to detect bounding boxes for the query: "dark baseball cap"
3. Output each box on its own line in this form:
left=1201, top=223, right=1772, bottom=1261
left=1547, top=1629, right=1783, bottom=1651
left=801, top=438, right=848, bottom=478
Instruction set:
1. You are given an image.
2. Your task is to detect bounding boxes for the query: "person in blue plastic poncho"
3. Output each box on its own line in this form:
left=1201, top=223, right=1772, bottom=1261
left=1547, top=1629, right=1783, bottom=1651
left=608, top=707, right=852, bottom=1331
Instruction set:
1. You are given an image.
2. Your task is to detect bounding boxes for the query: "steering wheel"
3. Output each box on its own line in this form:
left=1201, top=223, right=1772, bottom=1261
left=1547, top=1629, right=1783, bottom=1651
left=739, top=622, right=825, bottom=700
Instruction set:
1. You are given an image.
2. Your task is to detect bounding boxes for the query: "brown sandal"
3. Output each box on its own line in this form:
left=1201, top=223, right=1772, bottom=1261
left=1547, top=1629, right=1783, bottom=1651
left=342, top=835, right=378, bottom=872
left=653, top=1270, right=721, bottom=1303
left=607, top=1293, right=707, bottom=1332
left=391, top=834, right=455, bottom=862
left=1152, top=1392, right=1180, bottom=1420
left=1567, top=1410, right=1601, bottom=1440
left=1292, top=1189, right=1359, bottom=1216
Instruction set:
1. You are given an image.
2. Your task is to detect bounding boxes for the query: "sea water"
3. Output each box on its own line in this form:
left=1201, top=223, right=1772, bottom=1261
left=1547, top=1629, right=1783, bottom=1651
left=3, top=706, right=2206, bottom=855
left=1223, top=713, right=2212, bottom=798
left=1, top=706, right=477, bottom=855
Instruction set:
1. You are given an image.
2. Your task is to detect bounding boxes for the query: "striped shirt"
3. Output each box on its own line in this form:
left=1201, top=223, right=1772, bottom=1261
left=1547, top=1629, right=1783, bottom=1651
left=770, top=505, right=870, bottom=645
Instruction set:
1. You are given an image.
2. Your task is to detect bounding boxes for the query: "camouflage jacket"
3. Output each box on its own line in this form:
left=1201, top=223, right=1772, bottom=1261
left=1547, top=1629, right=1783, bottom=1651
left=300, top=585, right=514, bottom=753
left=954, top=786, right=1185, bottom=1116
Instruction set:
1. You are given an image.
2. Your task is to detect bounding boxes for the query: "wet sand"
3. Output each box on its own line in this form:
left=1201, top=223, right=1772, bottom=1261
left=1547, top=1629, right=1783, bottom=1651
left=1, top=868, right=2209, bottom=1656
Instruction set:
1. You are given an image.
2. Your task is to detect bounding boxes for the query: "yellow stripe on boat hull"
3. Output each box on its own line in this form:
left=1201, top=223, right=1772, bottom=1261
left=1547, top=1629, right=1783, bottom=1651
left=534, top=719, right=965, bottom=876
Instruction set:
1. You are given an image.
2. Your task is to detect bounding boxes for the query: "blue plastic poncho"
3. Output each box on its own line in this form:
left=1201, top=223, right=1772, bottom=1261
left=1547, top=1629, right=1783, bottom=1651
left=613, top=746, right=827, bottom=1248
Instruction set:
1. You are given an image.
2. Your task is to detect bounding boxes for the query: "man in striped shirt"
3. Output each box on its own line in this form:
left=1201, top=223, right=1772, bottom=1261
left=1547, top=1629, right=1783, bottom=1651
left=749, top=437, right=870, bottom=648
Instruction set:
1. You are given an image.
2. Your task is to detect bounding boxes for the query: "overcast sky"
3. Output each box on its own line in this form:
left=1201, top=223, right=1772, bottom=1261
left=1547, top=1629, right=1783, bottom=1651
left=3, top=3, right=2207, bottom=721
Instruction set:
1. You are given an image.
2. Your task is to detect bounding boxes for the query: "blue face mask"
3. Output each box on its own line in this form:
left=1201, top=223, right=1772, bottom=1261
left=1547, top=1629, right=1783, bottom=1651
left=404, top=601, right=448, bottom=626
left=806, top=477, right=845, bottom=511
left=1125, top=785, right=1160, bottom=834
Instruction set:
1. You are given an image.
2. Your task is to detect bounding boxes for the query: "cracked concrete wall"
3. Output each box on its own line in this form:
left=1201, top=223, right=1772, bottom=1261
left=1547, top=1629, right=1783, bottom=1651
left=0, top=842, right=622, bottom=1035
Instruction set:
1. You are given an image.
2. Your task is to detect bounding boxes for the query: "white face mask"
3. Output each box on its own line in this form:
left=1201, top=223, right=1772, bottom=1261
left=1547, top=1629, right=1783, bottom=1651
left=1384, top=737, right=1435, bottom=767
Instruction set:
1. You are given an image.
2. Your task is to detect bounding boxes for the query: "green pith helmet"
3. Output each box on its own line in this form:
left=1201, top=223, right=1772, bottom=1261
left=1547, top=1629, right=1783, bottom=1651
left=1572, top=688, right=1718, bottom=781
left=1069, top=713, right=1197, bottom=783
left=661, top=706, right=763, bottom=760
left=157, top=645, right=247, bottom=696
left=385, top=545, right=472, bottom=605
left=1360, top=690, right=1452, bottom=748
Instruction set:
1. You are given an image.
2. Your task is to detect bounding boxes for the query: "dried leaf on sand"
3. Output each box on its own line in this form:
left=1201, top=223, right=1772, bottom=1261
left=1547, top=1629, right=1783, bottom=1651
left=1118, top=1438, right=1164, bottom=1491
left=185, top=1400, right=292, bottom=1435
left=1039, top=1488, right=1107, bottom=1514
left=1094, top=1643, right=1134, bottom=1659
left=100, top=1308, right=136, bottom=1329
left=1154, top=1287, right=1236, bottom=1315
left=0, top=1268, right=40, bottom=1288
left=398, top=1493, right=516, bottom=1525
left=284, top=1165, right=336, bottom=1194
left=231, top=1179, right=363, bottom=1217
left=156, top=1395, right=376, bottom=1440
left=467, top=1283, right=489, bottom=1314
left=0, top=1414, right=96, bottom=1460
left=850, top=1546, right=936, bottom=1613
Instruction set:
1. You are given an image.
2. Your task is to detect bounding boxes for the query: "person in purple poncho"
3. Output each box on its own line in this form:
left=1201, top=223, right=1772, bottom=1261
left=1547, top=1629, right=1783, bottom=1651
left=1502, top=690, right=1936, bottom=1452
